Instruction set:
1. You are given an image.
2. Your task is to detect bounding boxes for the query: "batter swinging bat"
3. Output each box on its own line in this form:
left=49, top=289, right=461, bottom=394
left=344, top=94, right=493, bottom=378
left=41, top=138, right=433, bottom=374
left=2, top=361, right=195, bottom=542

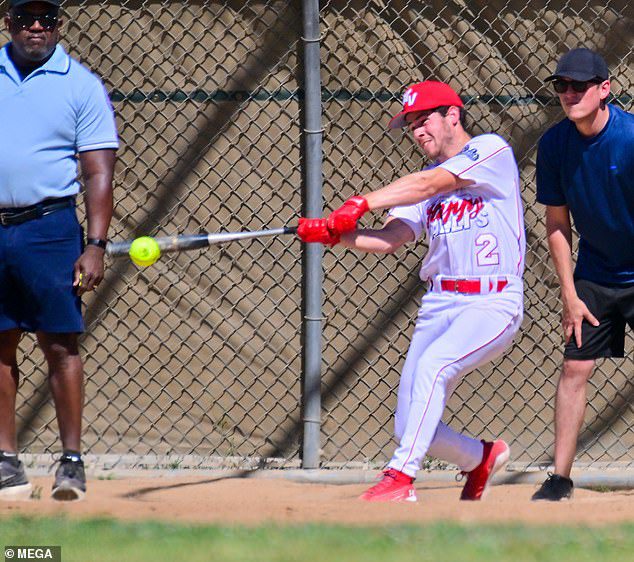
left=106, top=226, right=298, bottom=258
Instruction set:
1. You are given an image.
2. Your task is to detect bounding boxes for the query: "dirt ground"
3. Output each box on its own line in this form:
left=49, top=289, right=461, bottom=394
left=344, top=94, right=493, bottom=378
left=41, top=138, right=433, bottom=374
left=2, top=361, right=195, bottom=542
left=2, top=475, right=634, bottom=526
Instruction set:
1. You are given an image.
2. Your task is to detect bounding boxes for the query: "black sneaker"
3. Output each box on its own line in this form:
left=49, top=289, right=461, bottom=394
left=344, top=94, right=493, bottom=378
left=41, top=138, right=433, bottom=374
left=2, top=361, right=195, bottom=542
left=0, top=454, right=32, bottom=501
left=531, top=473, right=573, bottom=501
left=51, top=454, right=86, bottom=501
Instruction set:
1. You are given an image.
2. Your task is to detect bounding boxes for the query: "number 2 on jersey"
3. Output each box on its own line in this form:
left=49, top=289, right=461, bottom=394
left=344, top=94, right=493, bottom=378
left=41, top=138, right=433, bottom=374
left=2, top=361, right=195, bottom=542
left=475, top=233, right=500, bottom=266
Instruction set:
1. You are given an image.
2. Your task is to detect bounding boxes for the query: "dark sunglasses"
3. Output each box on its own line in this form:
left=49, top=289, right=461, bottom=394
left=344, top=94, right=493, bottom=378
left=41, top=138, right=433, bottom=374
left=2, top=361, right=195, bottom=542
left=11, top=11, right=59, bottom=31
left=552, top=79, right=601, bottom=94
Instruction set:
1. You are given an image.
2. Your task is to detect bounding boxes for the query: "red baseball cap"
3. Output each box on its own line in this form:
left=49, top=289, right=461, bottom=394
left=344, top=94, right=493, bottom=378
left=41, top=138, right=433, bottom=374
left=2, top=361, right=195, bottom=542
left=388, top=81, right=464, bottom=129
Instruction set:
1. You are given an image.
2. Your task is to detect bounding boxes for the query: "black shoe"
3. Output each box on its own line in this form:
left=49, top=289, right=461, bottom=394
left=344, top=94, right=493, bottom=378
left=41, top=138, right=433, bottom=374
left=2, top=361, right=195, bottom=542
left=0, top=454, right=32, bottom=501
left=531, top=473, right=573, bottom=501
left=51, top=454, right=86, bottom=501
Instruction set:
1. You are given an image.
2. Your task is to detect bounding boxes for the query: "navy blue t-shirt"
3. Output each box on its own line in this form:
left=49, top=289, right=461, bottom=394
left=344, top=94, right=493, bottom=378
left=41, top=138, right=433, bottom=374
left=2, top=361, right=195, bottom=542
left=536, top=104, right=634, bottom=285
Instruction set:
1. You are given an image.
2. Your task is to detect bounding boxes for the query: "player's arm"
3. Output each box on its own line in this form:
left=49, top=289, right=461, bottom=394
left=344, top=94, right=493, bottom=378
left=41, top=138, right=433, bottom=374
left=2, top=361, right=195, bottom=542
left=545, top=204, right=598, bottom=347
left=364, top=167, right=472, bottom=210
left=297, top=216, right=414, bottom=253
left=74, top=148, right=116, bottom=294
left=325, top=167, right=473, bottom=234
left=339, top=217, right=415, bottom=254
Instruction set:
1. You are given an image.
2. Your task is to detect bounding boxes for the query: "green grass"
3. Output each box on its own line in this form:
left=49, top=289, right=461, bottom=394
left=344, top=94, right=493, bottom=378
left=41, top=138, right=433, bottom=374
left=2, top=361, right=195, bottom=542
left=1, top=516, right=633, bottom=562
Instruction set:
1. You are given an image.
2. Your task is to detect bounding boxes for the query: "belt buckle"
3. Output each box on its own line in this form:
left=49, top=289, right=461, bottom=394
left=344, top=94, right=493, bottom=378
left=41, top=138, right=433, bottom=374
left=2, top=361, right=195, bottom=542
left=0, top=209, right=35, bottom=225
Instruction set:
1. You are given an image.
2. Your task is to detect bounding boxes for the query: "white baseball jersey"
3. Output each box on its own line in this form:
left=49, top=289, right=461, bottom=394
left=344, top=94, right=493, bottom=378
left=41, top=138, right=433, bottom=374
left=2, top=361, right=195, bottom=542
left=389, top=133, right=525, bottom=281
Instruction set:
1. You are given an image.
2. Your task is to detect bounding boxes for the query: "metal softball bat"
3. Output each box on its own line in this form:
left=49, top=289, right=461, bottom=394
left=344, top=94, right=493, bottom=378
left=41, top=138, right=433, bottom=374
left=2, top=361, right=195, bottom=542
left=106, top=226, right=298, bottom=258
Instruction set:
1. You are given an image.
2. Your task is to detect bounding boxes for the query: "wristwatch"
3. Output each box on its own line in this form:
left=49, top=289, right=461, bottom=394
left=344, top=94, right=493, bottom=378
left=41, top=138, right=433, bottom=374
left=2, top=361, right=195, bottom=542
left=86, top=237, right=108, bottom=249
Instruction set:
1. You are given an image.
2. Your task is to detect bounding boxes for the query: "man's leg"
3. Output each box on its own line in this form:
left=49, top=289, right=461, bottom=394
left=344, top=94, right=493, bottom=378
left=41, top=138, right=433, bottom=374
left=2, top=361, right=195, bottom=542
left=37, top=332, right=87, bottom=501
left=554, top=358, right=596, bottom=478
left=360, top=297, right=451, bottom=503
left=427, top=422, right=483, bottom=471
left=37, top=332, right=84, bottom=452
left=532, top=358, right=595, bottom=501
left=0, top=329, right=22, bottom=452
left=428, top=422, right=510, bottom=501
left=0, top=329, right=32, bottom=500
left=361, top=295, right=521, bottom=502
left=388, top=303, right=520, bottom=479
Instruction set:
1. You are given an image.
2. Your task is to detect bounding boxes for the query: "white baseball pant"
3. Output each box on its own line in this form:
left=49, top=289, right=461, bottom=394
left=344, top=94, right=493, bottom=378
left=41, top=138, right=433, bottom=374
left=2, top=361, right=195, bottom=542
left=387, top=278, right=523, bottom=477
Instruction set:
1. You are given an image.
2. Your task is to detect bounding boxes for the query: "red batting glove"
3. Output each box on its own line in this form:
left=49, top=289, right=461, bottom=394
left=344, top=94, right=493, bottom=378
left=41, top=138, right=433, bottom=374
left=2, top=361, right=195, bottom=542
left=326, top=195, right=369, bottom=235
left=297, top=218, right=341, bottom=246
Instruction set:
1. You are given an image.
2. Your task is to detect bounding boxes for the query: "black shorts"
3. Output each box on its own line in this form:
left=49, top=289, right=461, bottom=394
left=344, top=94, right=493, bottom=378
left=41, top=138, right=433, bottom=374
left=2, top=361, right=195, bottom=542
left=564, top=278, right=634, bottom=360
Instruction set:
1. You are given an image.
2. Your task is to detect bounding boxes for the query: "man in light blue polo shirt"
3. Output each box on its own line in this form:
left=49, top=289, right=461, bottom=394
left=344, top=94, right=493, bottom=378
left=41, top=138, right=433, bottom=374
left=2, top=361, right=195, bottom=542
left=0, top=0, right=118, bottom=502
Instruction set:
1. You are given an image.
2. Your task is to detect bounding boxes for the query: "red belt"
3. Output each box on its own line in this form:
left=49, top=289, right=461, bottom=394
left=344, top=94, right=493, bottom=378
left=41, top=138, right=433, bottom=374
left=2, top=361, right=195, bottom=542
left=439, top=278, right=508, bottom=294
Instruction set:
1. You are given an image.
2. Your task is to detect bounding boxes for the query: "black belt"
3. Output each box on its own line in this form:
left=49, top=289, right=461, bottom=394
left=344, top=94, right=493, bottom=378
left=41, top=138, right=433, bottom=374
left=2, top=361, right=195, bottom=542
left=0, top=196, right=75, bottom=226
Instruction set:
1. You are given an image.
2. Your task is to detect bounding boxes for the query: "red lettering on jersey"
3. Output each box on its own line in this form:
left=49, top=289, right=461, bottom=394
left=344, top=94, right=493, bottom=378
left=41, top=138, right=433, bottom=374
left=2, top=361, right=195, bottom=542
left=426, top=196, right=484, bottom=228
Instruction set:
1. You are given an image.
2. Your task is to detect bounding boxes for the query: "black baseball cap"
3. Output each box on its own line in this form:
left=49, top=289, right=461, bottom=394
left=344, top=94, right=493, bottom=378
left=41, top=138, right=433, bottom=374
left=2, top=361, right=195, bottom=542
left=546, top=48, right=609, bottom=82
left=9, top=0, right=61, bottom=8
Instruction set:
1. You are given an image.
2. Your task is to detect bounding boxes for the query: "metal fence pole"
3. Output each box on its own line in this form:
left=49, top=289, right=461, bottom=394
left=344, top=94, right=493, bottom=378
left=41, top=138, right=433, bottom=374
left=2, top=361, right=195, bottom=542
left=300, top=0, right=323, bottom=469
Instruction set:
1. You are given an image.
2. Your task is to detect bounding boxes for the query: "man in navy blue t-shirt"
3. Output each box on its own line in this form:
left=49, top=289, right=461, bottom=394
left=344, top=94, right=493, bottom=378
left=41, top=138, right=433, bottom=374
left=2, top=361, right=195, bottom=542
left=533, top=48, right=634, bottom=501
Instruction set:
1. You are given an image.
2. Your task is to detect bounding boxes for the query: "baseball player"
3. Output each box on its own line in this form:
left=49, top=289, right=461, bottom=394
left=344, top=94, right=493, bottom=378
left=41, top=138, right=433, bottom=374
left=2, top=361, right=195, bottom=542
left=298, top=80, right=526, bottom=502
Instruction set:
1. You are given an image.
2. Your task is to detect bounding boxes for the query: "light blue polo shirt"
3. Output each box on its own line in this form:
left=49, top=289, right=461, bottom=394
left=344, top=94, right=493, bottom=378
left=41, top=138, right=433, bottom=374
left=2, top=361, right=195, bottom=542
left=0, top=44, right=118, bottom=207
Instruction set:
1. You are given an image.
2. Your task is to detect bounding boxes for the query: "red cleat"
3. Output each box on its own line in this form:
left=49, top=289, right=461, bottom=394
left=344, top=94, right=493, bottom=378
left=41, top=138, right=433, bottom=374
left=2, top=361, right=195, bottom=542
left=460, top=440, right=510, bottom=501
left=359, top=468, right=417, bottom=502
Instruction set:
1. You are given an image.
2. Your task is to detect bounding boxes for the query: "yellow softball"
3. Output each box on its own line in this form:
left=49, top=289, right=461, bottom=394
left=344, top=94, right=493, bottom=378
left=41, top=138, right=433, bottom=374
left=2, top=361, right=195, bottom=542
left=129, top=236, right=161, bottom=267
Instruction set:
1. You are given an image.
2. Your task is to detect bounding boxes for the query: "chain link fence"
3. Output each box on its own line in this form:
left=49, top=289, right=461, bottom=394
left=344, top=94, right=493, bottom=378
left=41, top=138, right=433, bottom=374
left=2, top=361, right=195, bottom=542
left=5, top=0, right=633, bottom=472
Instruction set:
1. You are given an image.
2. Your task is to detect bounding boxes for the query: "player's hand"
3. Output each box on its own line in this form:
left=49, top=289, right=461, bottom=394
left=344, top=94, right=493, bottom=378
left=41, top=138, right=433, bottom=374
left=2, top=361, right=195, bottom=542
left=297, top=218, right=341, bottom=246
left=562, top=295, right=599, bottom=348
left=326, top=195, right=369, bottom=235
